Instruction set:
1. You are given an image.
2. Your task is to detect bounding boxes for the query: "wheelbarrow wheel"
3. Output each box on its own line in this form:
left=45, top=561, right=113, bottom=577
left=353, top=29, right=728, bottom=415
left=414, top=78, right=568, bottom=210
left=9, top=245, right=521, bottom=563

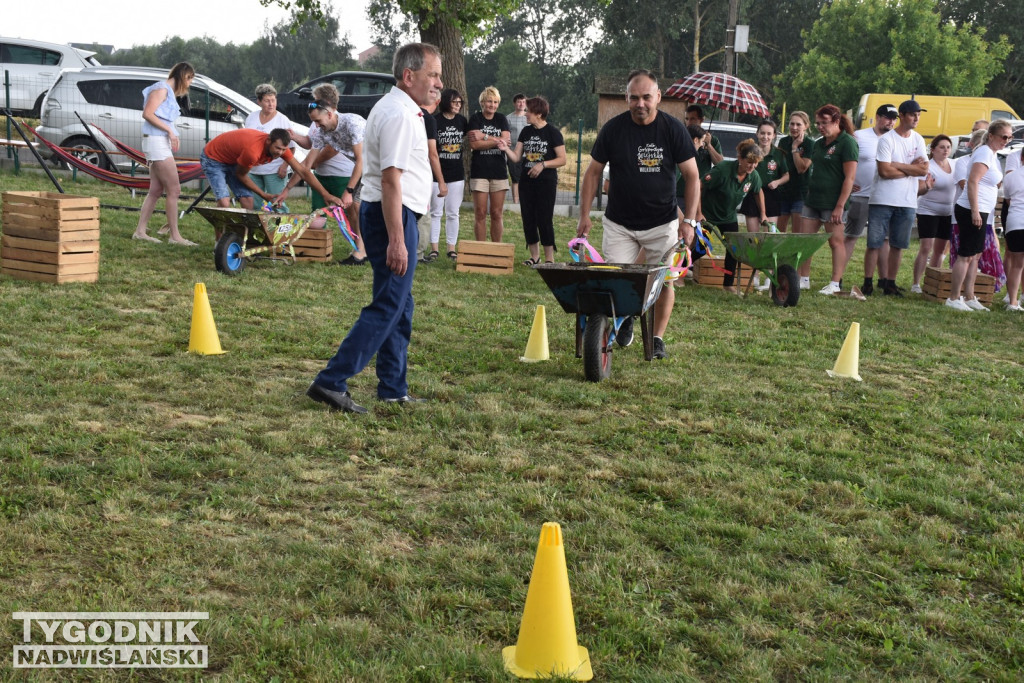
left=583, top=314, right=613, bottom=382
left=770, top=264, right=799, bottom=307
left=215, top=232, right=246, bottom=276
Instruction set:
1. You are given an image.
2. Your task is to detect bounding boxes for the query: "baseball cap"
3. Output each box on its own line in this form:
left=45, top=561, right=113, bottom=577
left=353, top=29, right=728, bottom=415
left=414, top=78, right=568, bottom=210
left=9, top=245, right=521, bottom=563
left=875, top=104, right=899, bottom=119
left=898, top=100, right=926, bottom=115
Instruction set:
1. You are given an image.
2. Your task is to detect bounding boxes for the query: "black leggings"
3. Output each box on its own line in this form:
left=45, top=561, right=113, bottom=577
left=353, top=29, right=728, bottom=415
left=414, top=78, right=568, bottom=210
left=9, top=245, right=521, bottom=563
left=520, top=175, right=558, bottom=247
left=719, top=221, right=740, bottom=286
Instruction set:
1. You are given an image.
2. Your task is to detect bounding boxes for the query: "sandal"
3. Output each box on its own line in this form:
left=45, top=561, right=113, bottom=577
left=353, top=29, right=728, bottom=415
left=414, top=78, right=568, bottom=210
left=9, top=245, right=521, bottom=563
left=523, top=257, right=540, bottom=266
left=447, top=250, right=458, bottom=260
left=420, top=250, right=439, bottom=263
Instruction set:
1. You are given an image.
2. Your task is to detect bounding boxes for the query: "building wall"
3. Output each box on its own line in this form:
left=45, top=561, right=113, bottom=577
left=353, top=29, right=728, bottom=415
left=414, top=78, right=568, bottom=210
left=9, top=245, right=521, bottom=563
left=594, top=75, right=690, bottom=128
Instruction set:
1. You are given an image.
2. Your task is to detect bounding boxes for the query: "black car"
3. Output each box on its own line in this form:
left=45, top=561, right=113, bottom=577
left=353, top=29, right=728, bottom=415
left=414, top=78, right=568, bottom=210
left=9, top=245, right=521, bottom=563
left=275, top=71, right=396, bottom=123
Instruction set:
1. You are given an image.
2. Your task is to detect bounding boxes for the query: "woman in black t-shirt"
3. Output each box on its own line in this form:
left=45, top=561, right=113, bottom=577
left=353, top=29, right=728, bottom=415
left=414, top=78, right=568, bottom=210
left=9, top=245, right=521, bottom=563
left=467, top=86, right=511, bottom=242
left=497, top=96, right=566, bottom=264
left=430, top=88, right=468, bottom=259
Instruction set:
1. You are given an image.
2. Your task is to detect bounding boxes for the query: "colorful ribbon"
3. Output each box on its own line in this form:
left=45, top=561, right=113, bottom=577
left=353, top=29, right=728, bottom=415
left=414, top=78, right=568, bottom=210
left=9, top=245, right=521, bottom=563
left=567, top=237, right=604, bottom=264
left=327, top=206, right=357, bottom=250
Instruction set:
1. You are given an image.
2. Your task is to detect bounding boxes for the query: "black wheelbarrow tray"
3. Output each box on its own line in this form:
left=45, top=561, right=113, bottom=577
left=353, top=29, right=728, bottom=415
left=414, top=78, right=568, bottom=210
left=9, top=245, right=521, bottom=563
left=719, top=231, right=830, bottom=306
left=534, top=262, right=670, bottom=382
left=196, top=206, right=327, bottom=275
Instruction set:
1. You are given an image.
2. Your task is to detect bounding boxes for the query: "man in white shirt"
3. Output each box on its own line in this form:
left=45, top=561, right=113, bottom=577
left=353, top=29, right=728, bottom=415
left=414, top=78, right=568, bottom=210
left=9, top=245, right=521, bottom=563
left=866, top=100, right=929, bottom=296
left=307, top=42, right=442, bottom=412
left=836, top=104, right=897, bottom=296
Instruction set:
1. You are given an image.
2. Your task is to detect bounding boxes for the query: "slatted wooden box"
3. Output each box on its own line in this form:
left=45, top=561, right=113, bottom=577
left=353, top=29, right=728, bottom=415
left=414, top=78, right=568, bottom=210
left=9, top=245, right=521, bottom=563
left=1, top=191, right=100, bottom=283
left=455, top=240, right=515, bottom=275
left=693, top=255, right=754, bottom=289
left=921, top=266, right=995, bottom=305
left=291, top=227, right=333, bottom=262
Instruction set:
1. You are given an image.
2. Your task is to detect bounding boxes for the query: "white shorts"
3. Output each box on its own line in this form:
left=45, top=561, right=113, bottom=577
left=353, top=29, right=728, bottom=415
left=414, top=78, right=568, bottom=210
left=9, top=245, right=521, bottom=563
left=601, top=216, right=679, bottom=265
left=143, top=134, right=173, bottom=162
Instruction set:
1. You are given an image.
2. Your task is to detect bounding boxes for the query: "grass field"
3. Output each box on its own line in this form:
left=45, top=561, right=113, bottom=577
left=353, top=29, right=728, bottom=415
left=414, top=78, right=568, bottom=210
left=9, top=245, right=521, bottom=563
left=1, top=169, right=1023, bottom=680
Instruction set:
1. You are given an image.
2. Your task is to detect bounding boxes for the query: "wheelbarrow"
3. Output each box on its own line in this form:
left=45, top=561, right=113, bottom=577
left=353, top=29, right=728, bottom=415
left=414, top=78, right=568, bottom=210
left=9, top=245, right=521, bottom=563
left=718, top=231, right=830, bottom=307
left=534, top=262, right=670, bottom=382
left=196, top=206, right=331, bottom=276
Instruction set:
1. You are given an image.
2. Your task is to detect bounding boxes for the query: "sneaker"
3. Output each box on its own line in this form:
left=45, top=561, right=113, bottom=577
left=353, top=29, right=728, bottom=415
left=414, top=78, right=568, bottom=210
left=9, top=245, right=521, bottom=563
left=944, top=297, right=973, bottom=312
left=862, top=280, right=874, bottom=297
left=752, top=275, right=761, bottom=289
left=910, top=284, right=923, bottom=294
left=651, top=337, right=668, bottom=360
left=799, top=276, right=810, bottom=290
left=380, top=395, right=430, bottom=404
left=756, top=281, right=771, bottom=292
left=616, top=316, right=635, bottom=347
left=1006, top=303, right=1024, bottom=312
left=818, top=282, right=841, bottom=295
left=964, top=297, right=990, bottom=312
left=1002, top=293, right=1023, bottom=306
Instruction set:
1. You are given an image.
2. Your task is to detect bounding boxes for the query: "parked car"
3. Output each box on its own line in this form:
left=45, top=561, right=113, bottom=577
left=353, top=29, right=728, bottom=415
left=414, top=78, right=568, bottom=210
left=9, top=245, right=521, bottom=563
left=36, top=66, right=263, bottom=169
left=0, top=36, right=101, bottom=116
left=704, top=122, right=760, bottom=160
left=275, top=71, right=395, bottom=123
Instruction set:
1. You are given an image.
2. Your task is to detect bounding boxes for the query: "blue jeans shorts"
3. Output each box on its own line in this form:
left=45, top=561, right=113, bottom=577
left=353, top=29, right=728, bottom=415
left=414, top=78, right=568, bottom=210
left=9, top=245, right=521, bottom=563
left=867, top=205, right=915, bottom=250
left=200, top=153, right=253, bottom=201
left=778, top=198, right=804, bottom=216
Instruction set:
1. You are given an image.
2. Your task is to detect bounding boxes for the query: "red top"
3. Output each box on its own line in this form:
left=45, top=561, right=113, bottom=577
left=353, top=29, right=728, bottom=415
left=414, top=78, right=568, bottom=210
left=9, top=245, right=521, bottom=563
left=203, top=129, right=293, bottom=168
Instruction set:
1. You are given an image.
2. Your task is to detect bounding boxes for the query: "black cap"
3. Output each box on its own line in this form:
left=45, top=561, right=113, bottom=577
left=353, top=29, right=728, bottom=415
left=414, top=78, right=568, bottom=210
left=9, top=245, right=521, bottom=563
left=875, top=104, right=899, bottom=119
left=898, top=100, right=926, bottom=115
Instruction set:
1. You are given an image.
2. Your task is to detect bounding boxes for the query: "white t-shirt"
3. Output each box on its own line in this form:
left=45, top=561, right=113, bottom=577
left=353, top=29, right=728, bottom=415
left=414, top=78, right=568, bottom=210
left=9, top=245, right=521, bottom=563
left=1005, top=147, right=1023, bottom=175
left=361, top=87, right=432, bottom=214
left=852, top=127, right=883, bottom=198
left=243, top=110, right=294, bottom=175
left=955, top=144, right=1002, bottom=215
left=1003, top=169, right=1024, bottom=233
left=917, top=158, right=956, bottom=217
left=869, top=129, right=927, bottom=208
left=953, top=154, right=972, bottom=205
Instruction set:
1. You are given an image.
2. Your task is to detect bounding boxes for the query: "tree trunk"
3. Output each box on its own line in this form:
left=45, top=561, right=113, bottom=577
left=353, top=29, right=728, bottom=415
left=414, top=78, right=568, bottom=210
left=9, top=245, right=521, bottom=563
left=418, top=13, right=466, bottom=108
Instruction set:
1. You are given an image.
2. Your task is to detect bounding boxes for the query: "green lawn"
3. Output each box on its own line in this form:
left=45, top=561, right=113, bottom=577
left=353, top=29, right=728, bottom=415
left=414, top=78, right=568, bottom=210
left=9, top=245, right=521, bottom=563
left=1, top=170, right=1022, bottom=680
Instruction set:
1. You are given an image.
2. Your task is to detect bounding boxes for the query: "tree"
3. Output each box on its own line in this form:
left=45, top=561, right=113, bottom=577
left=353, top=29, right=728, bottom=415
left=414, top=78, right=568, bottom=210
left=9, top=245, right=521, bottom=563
left=938, top=0, right=1021, bottom=115
left=778, top=0, right=1011, bottom=114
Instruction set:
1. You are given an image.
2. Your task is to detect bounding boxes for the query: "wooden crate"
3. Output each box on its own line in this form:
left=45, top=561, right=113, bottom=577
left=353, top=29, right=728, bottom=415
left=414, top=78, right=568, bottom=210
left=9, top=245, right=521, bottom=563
left=1, top=192, right=99, bottom=283
left=455, top=240, right=515, bottom=275
left=921, top=266, right=995, bottom=306
left=290, top=228, right=333, bottom=262
left=693, top=255, right=754, bottom=289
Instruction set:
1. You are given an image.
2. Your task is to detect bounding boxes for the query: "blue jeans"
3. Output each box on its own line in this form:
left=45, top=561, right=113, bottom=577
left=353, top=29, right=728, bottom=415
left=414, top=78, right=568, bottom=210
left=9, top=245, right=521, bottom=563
left=867, top=205, right=915, bottom=250
left=199, top=152, right=253, bottom=200
left=314, top=201, right=418, bottom=399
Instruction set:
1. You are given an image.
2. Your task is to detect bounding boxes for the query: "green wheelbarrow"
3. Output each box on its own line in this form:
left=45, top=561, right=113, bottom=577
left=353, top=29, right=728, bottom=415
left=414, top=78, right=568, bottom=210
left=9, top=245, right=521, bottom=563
left=718, top=231, right=830, bottom=307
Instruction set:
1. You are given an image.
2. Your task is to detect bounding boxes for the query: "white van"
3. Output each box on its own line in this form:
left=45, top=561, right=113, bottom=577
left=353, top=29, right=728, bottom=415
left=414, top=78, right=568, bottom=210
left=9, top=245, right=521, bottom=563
left=0, top=37, right=101, bottom=116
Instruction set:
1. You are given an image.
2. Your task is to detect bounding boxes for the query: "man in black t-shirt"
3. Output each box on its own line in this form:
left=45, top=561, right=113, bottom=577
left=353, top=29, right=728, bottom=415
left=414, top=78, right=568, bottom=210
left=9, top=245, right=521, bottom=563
left=576, top=69, right=700, bottom=360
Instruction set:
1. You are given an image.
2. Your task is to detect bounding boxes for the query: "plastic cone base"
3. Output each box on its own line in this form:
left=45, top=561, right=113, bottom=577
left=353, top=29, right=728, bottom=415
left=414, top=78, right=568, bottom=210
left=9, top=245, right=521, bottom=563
left=188, top=282, right=226, bottom=355
left=827, top=321, right=860, bottom=381
left=521, top=304, right=550, bottom=362
left=503, top=523, right=592, bottom=680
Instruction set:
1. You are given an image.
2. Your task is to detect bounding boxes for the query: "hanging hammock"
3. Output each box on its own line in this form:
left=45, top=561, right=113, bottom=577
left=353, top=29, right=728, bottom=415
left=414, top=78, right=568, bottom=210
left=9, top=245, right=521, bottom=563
left=90, top=124, right=201, bottom=174
left=24, top=123, right=205, bottom=189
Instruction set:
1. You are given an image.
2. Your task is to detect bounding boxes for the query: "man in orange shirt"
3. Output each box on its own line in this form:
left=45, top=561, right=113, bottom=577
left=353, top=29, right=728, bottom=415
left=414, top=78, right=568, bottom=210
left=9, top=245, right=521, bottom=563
left=199, top=128, right=343, bottom=208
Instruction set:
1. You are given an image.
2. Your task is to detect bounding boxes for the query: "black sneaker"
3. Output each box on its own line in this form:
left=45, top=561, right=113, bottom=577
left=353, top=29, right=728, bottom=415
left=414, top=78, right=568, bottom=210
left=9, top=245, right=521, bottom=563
left=883, top=282, right=904, bottom=297
left=651, top=337, right=668, bottom=360
left=862, top=280, right=874, bottom=296
left=380, top=395, right=429, bottom=404
left=616, top=316, right=634, bottom=347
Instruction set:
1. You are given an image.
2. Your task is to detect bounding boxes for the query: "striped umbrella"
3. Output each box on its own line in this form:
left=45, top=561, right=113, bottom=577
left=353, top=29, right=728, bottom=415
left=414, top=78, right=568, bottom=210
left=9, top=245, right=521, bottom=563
left=664, top=71, right=770, bottom=119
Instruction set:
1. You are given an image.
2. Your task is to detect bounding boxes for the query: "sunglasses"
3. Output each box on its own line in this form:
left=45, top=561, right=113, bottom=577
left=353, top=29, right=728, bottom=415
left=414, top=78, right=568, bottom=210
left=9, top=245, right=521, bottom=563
left=998, top=134, right=1013, bottom=142
left=307, top=101, right=329, bottom=111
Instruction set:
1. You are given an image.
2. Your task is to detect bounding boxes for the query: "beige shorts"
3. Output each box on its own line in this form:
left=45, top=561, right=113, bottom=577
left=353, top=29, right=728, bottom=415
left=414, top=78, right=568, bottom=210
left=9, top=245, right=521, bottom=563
left=470, top=178, right=510, bottom=193
left=142, top=134, right=174, bottom=162
left=602, top=216, right=679, bottom=265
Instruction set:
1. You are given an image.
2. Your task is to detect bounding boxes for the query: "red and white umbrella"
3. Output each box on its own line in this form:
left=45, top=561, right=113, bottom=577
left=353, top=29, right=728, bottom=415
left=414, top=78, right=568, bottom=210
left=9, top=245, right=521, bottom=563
left=665, top=72, right=770, bottom=119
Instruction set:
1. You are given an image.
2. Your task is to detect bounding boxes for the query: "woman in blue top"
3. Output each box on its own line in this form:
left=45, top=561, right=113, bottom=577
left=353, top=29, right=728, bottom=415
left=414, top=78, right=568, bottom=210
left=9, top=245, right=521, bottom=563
left=133, top=62, right=196, bottom=245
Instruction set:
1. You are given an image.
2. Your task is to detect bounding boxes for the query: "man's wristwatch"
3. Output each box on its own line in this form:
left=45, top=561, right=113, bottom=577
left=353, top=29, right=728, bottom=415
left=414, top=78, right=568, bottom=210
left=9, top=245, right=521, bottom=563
left=682, top=218, right=699, bottom=228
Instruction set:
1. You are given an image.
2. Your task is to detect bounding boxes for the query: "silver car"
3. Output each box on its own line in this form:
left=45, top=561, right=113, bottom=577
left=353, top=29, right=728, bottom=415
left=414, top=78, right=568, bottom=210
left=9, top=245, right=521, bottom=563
left=35, top=66, right=260, bottom=169
left=0, top=36, right=100, bottom=116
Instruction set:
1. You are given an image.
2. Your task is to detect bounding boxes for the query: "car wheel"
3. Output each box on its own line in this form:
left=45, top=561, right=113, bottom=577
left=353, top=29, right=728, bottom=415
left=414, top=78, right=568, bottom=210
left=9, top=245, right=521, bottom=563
left=61, top=135, right=111, bottom=171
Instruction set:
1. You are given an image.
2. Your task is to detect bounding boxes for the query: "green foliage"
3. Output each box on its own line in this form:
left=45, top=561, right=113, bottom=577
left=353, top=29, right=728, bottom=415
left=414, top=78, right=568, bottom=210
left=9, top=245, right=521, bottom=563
left=369, top=0, right=520, bottom=42
left=104, top=7, right=357, bottom=97
left=778, top=0, right=1011, bottom=114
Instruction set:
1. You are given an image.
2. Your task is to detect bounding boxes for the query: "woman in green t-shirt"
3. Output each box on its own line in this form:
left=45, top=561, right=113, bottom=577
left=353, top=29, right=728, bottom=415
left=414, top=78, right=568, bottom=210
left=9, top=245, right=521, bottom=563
left=699, top=139, right=766, bottom=292
left=802, top=103, right=858, bottom=294
left=776, top=111, right=813, bottom=237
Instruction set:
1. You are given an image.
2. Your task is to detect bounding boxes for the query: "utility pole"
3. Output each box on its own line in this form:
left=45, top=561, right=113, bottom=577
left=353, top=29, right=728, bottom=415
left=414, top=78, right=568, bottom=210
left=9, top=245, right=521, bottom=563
left=723, top=0, right=740, bottom=76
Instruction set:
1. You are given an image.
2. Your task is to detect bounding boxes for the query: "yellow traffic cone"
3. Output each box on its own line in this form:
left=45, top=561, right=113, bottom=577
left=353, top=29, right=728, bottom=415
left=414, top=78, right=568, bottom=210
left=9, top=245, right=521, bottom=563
left=188, top=283, right=226, bottom=355
left=503, top=522, right=593, bottom=680
left=826, top=321, right=861, bottom=381
left=520, top=305, right=549, bottom=363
